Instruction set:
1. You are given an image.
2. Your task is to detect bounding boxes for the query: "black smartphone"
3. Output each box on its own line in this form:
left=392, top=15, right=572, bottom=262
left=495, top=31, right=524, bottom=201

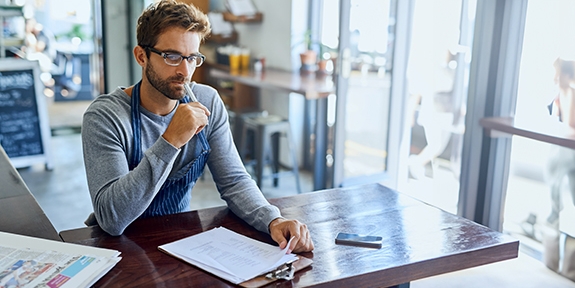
left=335, top=232, right=383, bottom=248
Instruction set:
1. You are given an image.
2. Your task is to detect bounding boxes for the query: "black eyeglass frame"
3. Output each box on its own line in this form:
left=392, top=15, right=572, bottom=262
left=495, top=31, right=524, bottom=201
left=144, top=46, right=205, bottom=67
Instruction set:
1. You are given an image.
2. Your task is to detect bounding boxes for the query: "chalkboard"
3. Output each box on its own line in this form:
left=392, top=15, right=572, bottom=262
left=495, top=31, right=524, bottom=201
left=0, top=59, right=52, bottom=169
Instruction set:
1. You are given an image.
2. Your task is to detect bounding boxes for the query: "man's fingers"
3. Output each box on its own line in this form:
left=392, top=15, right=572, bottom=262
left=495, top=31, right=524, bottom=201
left=270, top=228, right=288, bottom=249
left=291, top=225, right=313, bottom=253
left=269, top=218, right=314, bottom=253
left=187, top=102, right=211, bottom=117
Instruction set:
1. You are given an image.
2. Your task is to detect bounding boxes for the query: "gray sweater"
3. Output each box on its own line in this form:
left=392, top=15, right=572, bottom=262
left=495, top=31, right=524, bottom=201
left=82, top=83, right=281, bottom=235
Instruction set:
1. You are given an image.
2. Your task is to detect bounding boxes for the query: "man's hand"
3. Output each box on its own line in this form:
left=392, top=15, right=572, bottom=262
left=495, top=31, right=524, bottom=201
left=163, top=102, right=210, bottom=148
left=269, top=217, right=314, bottom=253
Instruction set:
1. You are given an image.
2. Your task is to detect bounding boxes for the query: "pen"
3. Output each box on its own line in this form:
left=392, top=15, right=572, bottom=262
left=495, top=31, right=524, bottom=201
left=184, top=82, right=198, bottom=102
left=184, top=82, right=208, bottom=130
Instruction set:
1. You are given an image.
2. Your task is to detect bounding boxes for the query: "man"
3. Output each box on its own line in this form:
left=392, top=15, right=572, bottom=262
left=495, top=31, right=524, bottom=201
left=82, top=0, right=313, bottom=253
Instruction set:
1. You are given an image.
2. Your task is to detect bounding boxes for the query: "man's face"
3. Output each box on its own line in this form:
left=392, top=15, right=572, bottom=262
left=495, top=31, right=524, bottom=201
left=144, top=27, right=201, bottom=100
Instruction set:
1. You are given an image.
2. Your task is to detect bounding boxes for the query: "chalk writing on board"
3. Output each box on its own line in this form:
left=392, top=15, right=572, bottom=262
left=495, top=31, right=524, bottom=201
left=0, top=69, right=44, bottom=158
left=0, top=70, right=34, bottom=90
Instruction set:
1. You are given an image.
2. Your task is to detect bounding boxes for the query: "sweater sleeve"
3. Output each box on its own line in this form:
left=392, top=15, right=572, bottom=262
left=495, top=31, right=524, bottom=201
left=82, top=100, right=180, bottom=236
left=199, top=86, right=282, bottom=233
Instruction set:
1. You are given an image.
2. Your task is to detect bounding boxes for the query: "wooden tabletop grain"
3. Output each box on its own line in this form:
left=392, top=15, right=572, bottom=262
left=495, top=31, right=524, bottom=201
left=59, top=183, right=518, bottom=287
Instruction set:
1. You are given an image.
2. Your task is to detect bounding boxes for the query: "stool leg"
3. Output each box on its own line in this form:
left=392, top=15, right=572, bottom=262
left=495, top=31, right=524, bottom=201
left=286, top=125, right=302, bottom=194
left=232, top=113, right=242, bottom=152
left=255, top=125, right=266, bottom=190
left=240, top=124, right=256, bottom=178
left=247, top=130, right=255, bottom=160
left=239, top=122, right=249, bottom=163
left=272, top=132, right=280, bottom=187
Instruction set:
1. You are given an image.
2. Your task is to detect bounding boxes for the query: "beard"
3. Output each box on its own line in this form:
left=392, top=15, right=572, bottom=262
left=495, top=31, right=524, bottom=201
left=145, top=62, right=188, bottom=100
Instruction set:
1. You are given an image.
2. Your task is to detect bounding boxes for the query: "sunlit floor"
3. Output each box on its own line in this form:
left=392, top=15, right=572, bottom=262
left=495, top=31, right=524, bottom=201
left=403, top=158, right=460, bottom=215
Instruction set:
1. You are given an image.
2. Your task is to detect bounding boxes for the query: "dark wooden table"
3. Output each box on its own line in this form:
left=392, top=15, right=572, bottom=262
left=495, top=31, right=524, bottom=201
left=59, top=183, right=518, bottom=287
left=0, top=145, right=60, bottom=241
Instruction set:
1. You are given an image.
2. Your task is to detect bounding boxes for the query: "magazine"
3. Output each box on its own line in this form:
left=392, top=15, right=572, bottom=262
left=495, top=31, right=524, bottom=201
left=0, top=232, right=121, bottom=288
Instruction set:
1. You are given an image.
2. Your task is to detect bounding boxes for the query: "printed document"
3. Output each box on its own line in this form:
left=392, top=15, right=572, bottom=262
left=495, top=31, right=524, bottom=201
left=158, top=227, right=297, bottom=284
left=0, top=232, right=121, bottom=288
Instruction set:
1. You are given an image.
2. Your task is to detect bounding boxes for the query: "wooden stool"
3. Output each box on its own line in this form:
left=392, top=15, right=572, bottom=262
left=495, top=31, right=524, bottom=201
left=239, top=114, right=302, bottom=193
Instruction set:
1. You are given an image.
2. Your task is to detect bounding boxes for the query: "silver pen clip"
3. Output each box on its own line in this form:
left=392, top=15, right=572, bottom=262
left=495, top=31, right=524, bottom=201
left=183, top=82, right=209, bottom=129
left=265, top=259, right=297, bottom=281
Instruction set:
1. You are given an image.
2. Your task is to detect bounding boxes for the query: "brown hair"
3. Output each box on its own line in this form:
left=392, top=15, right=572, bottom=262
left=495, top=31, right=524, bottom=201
left=136, top=0, right=211, bottom=51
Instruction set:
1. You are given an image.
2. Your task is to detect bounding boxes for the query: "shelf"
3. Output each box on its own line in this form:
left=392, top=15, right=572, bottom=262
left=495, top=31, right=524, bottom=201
left=222, top=12, right=262, bottom=23
left=1, top=5, right=24, bottom=58
left=0, top=5, right=24, bottom=17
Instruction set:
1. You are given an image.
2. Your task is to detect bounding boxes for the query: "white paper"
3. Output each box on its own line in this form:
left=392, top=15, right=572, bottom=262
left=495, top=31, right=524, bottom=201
left=208, top=12, right=234, bottom=36
left=226, top=0, right=257, bottom=16
left=158, top=227, right=297, bottom=284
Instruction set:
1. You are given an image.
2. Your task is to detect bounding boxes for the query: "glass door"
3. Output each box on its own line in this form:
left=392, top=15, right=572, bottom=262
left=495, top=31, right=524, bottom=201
left=325, top=0, right=476, bottom=214
left=328, top=0, right=404, bottom=189
left=402, top=0, right=475, bottom=213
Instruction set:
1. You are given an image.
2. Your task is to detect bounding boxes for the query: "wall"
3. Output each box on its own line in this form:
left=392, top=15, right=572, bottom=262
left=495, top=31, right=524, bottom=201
left=233, top=1, right=293, bottom=70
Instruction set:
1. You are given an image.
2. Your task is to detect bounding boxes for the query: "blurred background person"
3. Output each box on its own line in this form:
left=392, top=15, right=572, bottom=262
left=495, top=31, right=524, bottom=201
left=545, top=57, right=575, bottom=229
left=407, top=49, right=457, bottom=179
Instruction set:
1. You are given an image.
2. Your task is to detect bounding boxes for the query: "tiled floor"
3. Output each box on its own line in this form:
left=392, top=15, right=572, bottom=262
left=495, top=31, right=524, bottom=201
left=13, top=100, right=575, bottom=287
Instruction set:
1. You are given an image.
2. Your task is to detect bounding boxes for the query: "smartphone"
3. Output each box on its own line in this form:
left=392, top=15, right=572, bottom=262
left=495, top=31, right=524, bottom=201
left=335, top=232, right=383, bottom=248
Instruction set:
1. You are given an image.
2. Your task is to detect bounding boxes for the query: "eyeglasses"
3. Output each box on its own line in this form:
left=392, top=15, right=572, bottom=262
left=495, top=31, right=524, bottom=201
left=145, top=46, right=205, bottom=67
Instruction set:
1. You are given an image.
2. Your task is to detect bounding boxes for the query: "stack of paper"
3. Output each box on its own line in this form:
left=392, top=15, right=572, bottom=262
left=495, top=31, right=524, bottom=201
left=158, top=227, right=298, bottom=285
left=0, top=232, right=121, bottom=288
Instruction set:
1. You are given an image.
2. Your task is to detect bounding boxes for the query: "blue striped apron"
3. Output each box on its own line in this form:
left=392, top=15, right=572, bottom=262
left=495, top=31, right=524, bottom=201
left=130, top=81, right=210, bottom=218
